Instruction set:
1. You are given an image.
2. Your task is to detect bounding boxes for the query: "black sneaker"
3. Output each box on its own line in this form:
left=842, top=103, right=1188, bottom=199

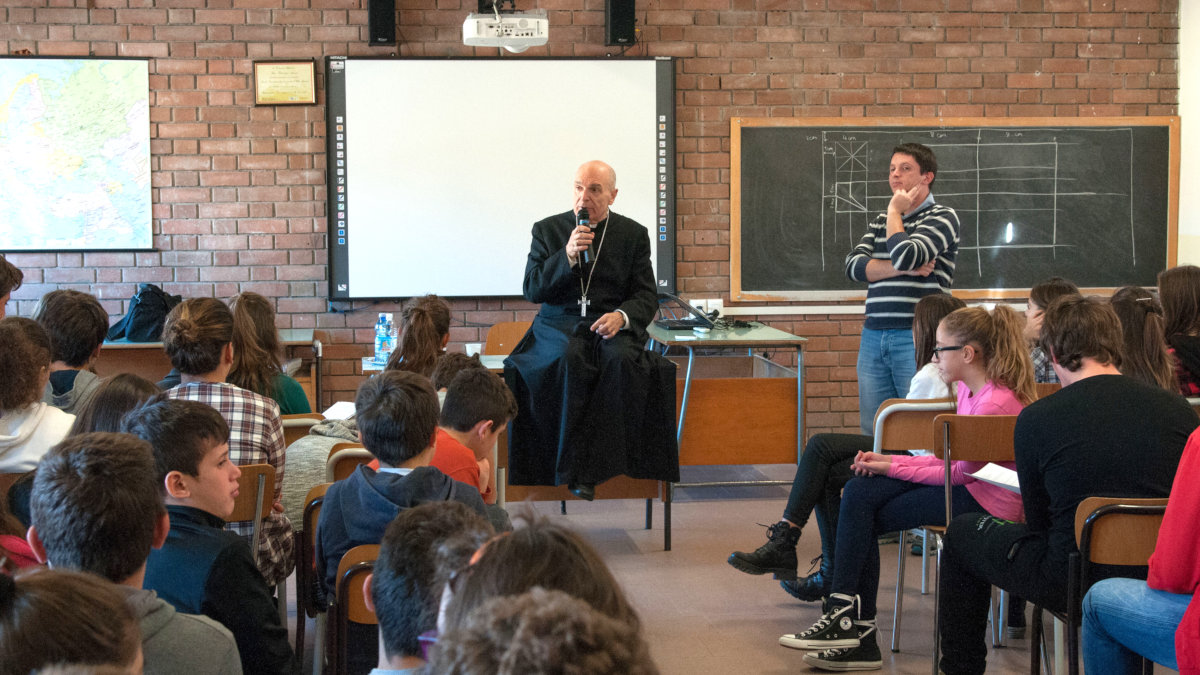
left=803, top=622, right=883, bottom=671
left=778, top=593, right=861, bottom=650
left=728, top=521, right=800, bottom=580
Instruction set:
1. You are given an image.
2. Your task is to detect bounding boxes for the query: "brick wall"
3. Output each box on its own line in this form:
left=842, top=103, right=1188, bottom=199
left=1, top=0, right=1178, bottom=436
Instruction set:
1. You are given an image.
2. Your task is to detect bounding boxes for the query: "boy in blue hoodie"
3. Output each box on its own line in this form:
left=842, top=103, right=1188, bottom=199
left=316, top=370, right=486, bottom=675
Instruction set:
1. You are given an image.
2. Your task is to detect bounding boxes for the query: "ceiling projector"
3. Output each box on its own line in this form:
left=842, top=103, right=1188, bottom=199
left=462, top=9, right=548, bottom=52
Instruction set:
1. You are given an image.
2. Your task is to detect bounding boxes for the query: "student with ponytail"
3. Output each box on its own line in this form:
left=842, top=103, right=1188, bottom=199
left=1110, top=286, right=1178, bottom=392
left=229, top=291, right=312, bottom=414
left=385, top=294, right=451, bottom=378
left=781, top=305, right=1033, bottom=671
left=1158, top=265, right=1200, bottom=396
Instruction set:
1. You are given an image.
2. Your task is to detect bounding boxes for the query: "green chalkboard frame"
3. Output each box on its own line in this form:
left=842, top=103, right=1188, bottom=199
left=731, top=117, right=1180, bottom=302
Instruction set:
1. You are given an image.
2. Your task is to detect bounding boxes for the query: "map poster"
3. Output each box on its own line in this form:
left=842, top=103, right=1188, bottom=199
left=0, top=57, right=152, bottom=251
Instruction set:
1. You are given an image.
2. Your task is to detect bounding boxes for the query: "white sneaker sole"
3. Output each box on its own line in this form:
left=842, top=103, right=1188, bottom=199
left=778, top=634, right=860, bottom=650
left=802, top=653, right=883, bottom=671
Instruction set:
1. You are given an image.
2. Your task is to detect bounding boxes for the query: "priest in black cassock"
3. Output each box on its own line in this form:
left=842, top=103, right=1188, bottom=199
left=503, top=160, right=679, bottom=500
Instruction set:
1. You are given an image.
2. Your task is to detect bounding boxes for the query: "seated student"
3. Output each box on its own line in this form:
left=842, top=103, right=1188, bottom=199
left=728, top=293, right=963, bottom=601
left=0, top=492, right=35, bottom=573
left=436, top=368, right=516, bottom=510
left=0, top=318, right=74, bottom=473
left=318, top=370, right=486, bottom=675
left=431, top=352, right=484, bottom=407
left=385, top=295, right=451, bottom=378
left=0, top=568, right=142, bottom=675
left=433, top=587, right=659, bottom=675
left=363, top=501, right=494, bottom=675
left=783, top=305, right=1033, bottom=671
left=1110, top=285, right=1178, bottom=391
left=937, top=295, right=1199, bottom=675
left=228, top=292, right=311, bottom=415
left=68, top=373, right=160, bottom=435
left=34, top=289, right=110, bottom=414
left=26, top=432, right=241, bottom=674
left=0, top=253, right=22, bottom=319
left=160, top=297, right=294, bottom=588
left=1081, top=425, right=1200, bottom=675
left=1158, top=265, right=1200, bottom=396
left=124, top=399, right=295, bottom=675
left=1024, top=277, right=1080, bottom=384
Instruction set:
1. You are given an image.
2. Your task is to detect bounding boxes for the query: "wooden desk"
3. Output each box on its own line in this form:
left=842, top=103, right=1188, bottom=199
left=647, top=322, right=806, bottom=550
left=96, top=328, right=327, bottom=406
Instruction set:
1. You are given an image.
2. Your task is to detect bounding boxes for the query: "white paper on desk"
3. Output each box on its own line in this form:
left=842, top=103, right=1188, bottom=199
left=322, top=401, right=356, bottom=420
left=968, top=463, right=1021, bottom=493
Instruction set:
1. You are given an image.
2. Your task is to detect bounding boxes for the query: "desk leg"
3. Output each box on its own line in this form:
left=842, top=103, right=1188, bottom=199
left=796, top=344, right=804, bottom=459
left=665, top=346, right=695, bottom=552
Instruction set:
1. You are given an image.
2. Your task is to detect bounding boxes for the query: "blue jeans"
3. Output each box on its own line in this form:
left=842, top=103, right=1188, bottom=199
left=857, top=327, right=917, bottom=433
left=831, top=475, right=982, bottom=620
left=1082, top=578, right=1187, bottom=673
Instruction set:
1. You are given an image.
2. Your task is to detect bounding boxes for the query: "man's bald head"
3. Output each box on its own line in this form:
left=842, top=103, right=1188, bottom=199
left=573, top=161, right=618, bottom=221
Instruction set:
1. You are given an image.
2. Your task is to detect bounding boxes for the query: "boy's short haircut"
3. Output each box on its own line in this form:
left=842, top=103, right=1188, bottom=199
left=373, top=501, right=493, bottom=659
left=33, top=290, right=110, bottom=367
left=1038, top=295, right=1124, bottom=373
left=431, top=353, right=485, bottom=391
left=161, top=297, right=234, bottom=376
left=0, top=318, right=51, bottom=411
left=30, top=432, right=164, bottom=583
left=0, top=254, right=22, bottom=298
left=440, top=369, right=518, bottom=433
left=1029, top=276, right=1080, bottom=310
left=355, top=370, right=439, bottom=466
left=121, top=398, right=230, bottom=481
left=893, top=142, right=938, bottom=184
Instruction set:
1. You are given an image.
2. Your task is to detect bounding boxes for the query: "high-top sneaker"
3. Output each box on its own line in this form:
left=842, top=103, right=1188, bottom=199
left=803, top=620, right=884, bottom=671
left=779, top=593, right=862, bottom=650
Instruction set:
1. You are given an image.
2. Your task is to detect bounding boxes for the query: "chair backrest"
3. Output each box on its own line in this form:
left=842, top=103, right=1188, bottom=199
left=331, top=544, right=379, bottom=675
left=328, top=441, right=365, bottom=459
left=1075, top=496, right=1169, bottom=567
left=483, top=321, right=532, bottom=356
left=932, top=414, right=1018, bottom=524
left=229, top=464, right=276, bottom=566
left=327, top=448, right=375, bottom=482
left=282, top=412, right=325, bottom=447
left=871, top=397, right=956, bottom=453
left=296, top=483, right=332, bottom=620
left=1188, top=397, right=1200, bottom=419
left=1035, top=382, right=1061, bottom=400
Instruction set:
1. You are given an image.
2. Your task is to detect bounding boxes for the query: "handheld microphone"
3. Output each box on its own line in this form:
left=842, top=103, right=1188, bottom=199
left=578, top=207, right=593, bottom=265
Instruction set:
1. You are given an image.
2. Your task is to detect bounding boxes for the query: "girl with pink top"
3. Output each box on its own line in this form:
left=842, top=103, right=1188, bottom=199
left=780, top=305, right=1035, bottom=671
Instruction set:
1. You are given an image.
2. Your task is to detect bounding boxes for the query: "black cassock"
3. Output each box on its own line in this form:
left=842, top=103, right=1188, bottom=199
left=503, top=210, right=680, bottom=486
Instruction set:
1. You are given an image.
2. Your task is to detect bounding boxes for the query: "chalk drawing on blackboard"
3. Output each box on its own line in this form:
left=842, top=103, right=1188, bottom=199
left=818, top=128, right=1137, bottom=281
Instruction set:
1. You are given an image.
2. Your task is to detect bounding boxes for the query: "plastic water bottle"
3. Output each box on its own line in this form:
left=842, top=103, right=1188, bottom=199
left=375, top=313, right=394, bottom=364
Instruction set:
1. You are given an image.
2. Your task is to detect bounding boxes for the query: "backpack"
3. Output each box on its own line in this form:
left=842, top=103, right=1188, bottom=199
left=106, top=283, right=183, bottom=342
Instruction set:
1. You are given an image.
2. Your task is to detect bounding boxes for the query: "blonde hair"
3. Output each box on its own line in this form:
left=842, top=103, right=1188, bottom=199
left=940, top=305, right=1037, bottom=404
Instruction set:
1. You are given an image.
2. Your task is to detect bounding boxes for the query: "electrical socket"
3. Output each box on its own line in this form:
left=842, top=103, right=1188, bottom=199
left=465, top=342, right=482, bottom=357
left=691, top=299, right=708, bottom=314
left=708, top=298, right=724, bottom=316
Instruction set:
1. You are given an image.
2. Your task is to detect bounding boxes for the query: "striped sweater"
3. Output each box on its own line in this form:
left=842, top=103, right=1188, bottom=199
left=844, top=200, right=960, bottom=330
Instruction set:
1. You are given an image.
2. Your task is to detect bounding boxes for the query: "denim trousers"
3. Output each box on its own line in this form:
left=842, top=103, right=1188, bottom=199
left=1082, top=577, right=1187, bottom=673
left=856, top=327, right=917, bottom=434
left=781, top=433, right=864, bottom=527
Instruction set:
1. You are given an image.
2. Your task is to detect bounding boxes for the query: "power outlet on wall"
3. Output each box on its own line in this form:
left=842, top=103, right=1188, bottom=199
left=691, top=299, right=708, bottom=314
left=708, top=298, right=724, bottom=316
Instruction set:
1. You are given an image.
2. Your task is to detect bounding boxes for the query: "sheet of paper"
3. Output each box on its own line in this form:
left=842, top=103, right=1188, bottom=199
left=322, top=400, right=356, bottom=420
left=967, top=462, right=1021, bottom=493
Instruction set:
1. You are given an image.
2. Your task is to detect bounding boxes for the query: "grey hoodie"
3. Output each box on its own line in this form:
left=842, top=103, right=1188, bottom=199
left=282, top=417, right=359, bottom=518
left=119, top=585, right=243, bottom=675
left=42, top=369, right=102, bottom=415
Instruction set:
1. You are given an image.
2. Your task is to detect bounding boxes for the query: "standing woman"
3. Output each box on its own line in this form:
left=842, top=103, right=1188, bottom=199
left=1110, top=286, right=1178, bottom=392
left=1159, top=265, right=1200, bottom=396
left=229, top=291, right=312, bottom=414
left=385, top=294, right=451, bottom=378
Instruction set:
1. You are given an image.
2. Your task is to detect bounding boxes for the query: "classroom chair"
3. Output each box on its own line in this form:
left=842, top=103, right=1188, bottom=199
left=326, top=445, right=374, bottom=482
left=283, top=412, right=325, bottom=448
left=926, top=413, right=1019, bottom=674
left=868, top=397, right=955, bottom=652
left=327, top=544, right=379, bottom=675
left=295, top=482, right=332, bottom=667
left=1035, top=382, right=1061, bottom=399
left=483, top=321, right=531, bottom=356
left=230, top=464, right=276, bottom=567
left=1030, top=496, right=1169, bottom=675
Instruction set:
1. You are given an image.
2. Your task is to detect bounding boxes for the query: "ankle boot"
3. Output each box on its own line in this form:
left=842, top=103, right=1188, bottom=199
left=780, top=497, right=836, bottom=601
left=727, top=520, right=801, bottom=579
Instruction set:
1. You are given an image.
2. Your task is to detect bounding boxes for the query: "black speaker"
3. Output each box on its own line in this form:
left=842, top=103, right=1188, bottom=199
left=605, top=0, right=635, bottom=46
left=368, top=0, right=396, bottom=46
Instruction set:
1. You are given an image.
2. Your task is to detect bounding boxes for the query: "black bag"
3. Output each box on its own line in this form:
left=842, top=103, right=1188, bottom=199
left=106, top=283, right=183, bottom=342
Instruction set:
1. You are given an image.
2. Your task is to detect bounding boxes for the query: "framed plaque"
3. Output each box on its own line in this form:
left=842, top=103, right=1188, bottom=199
left=253, top=60, right=316, bottom=105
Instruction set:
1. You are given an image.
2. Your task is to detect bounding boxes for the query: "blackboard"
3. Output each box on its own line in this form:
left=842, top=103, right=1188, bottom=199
left=731, top=117, right=1180, bottom=301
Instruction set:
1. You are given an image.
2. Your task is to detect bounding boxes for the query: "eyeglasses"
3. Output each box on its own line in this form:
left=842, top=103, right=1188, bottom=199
left=931, top=345, right=966, bottom=359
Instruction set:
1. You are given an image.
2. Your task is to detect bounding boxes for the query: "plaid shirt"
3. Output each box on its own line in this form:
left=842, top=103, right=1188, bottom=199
left=1030, top=345, right=1058, bottom=384
left=166, top=382, right=295, bottom=587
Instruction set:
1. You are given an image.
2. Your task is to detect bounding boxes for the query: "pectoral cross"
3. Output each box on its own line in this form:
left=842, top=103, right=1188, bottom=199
left=578, top=294, right=590, bottom=317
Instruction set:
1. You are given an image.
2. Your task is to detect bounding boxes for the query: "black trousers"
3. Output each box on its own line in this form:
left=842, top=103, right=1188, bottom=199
left=937, top=513, right=1065, bottom=675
